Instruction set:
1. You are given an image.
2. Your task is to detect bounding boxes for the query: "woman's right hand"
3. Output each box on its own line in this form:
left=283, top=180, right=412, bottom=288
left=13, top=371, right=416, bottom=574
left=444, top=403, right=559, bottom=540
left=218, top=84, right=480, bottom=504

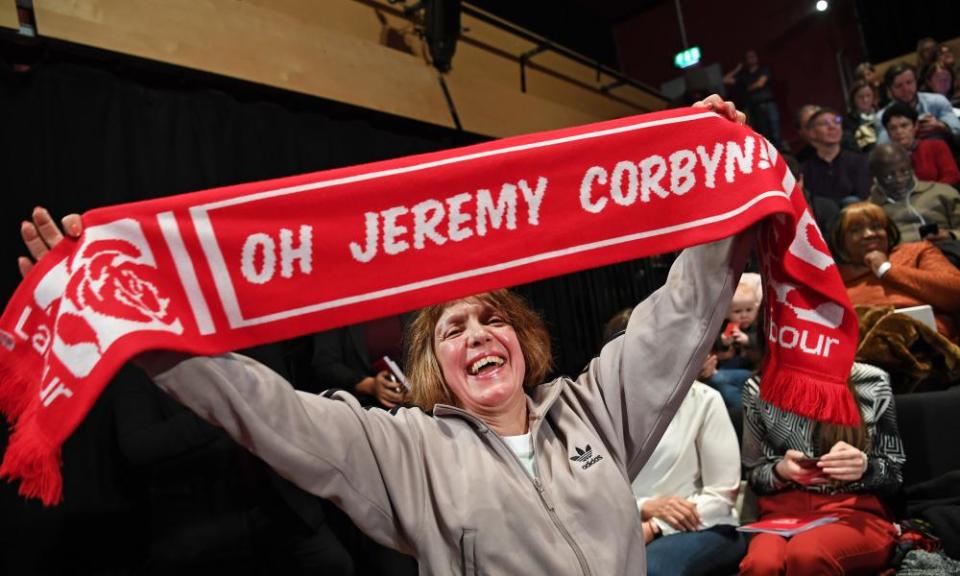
left=698, top=353, right=718, bottom=380
left=641, top=496, right=701, bottom=532
left=19, top=207, right=82, bottom=277
left=776, top=449, right=829, bottom=486
left=862, top=250, right=889, bottom=277
left=356, top=371, right=407, bottom=409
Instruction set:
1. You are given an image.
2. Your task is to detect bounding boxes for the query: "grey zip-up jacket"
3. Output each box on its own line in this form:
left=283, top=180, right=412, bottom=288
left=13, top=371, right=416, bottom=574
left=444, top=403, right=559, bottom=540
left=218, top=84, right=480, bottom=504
left=144, top=232, right=751, bottom=576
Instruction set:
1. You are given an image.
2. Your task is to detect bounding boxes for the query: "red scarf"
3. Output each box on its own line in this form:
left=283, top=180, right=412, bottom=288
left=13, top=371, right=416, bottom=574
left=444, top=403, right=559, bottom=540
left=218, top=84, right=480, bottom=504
left=0, top=107, right=859, bottom=505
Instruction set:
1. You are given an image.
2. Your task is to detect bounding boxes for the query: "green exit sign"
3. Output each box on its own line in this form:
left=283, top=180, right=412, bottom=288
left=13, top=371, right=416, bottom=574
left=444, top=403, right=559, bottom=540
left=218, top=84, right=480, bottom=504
left=674, top=46, right=701, bottom=69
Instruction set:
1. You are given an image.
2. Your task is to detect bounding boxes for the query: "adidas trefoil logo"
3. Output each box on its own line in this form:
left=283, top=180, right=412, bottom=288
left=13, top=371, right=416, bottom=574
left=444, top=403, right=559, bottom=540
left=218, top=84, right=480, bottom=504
left=570, top=444, right=603, bottom=470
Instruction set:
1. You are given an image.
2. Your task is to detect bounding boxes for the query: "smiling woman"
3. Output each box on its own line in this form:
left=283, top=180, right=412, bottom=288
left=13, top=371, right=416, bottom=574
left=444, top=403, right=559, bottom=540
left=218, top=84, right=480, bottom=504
left=138, top=234, right=751, bottom=576
left=404, top=290, right=552, bottom=425
left=17, top=206, right=751, bottom=575
left=834, top=202, right=960, bottom=340
left=14, top=97, right=757, bottom=576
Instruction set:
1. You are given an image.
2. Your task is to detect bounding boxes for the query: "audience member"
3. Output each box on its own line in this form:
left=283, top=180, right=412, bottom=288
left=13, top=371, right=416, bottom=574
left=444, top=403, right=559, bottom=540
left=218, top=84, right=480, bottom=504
left=843, top=80, right=880, bottom=152
left=855, top=62, right=887, bottom=107
left=739, top=362, right=905, bottom=575
left=881, top=103, right=960, bottom=185
left=801, top=107, right=872, bottom=207
left=921, top=61, right=956, bottom=102
left=700, top=274, right=762, bottom=410
left=632, top=382, right=746, bottom=576
left=867, top=143, right=960, bottom=242
left=876, top=63, right=960, bottom=144
left=724, top=49, right=784, bottom=149
left=308, top=320, right=420, bottom=576
left=938, top=44, right=957, bottom=71
left=792, top=104, right=822, bottom=164
left=784, top=152, right=838, bottom=233
left=833, top=202, right=960, bottom=340
left=936, top=44, right=960, bottom=104
left=599, top=308, right=747, bottom=576
left=310, top=316, right=410, bottom=408
left=916, top=37, right=939, bottom=70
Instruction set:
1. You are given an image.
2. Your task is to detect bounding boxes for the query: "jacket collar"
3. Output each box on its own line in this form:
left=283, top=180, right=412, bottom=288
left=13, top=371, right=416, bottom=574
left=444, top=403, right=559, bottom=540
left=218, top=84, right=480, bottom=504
left=432, top=377, right=567, bottom=434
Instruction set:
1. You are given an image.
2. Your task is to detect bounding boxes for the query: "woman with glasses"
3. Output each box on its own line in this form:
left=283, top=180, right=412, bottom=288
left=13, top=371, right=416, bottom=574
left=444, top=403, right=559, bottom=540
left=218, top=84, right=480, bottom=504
left=833, top=202, right=960, bottom=341
left=800, top=107, right=872, bottom=215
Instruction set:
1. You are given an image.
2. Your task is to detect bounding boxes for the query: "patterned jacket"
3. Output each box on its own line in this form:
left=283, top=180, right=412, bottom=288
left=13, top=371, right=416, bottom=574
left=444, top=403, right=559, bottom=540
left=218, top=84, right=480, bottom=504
left=742, top=362, right=905, bottom=496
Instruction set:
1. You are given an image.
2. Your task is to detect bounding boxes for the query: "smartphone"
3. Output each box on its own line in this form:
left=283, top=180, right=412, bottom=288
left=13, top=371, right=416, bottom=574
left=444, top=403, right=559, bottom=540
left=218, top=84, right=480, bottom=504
left=796, top=456, right=821, bottom=470
left=373, top=355, right=410, bottom=391
left=723, top=321, right=739, bottom=338
left=919, top=222, right=939, bottom=239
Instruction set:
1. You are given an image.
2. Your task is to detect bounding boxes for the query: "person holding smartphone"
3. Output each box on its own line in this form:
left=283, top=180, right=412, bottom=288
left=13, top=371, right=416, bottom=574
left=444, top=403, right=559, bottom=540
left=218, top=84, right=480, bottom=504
left=739, top=362, right=905, bottom=574
left=310, top=318, right=411, bottom=409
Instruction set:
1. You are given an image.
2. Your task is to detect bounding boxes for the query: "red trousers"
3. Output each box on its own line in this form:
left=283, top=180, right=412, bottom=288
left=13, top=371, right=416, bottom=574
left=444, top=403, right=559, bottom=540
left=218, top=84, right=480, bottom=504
left=739, top=490, right=898, bottom=576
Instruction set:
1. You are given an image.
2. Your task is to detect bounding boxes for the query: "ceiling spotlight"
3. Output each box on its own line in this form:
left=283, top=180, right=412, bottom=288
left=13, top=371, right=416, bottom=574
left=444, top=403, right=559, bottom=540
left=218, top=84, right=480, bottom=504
left=815, top=0, right=828, bottom=11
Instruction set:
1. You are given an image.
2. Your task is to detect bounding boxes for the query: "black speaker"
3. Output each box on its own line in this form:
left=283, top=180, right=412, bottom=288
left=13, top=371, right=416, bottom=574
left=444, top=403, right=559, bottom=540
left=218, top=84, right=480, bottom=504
left=424, top=0, right=461, bottom=73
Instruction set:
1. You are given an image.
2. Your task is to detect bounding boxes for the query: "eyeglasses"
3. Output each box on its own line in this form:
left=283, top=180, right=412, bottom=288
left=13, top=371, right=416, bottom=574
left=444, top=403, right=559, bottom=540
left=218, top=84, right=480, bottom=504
left=808, top=115, right=843, bottom=129
left=878, top=168, right=914, bottom=184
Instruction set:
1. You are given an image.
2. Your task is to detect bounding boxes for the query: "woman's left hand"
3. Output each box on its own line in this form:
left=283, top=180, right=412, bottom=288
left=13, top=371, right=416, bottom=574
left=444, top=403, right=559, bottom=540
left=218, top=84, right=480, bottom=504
left=863, top=250, right=889, bottom=275
left=818, top=441, right=868, bottom=482
left=692, top=94, right=747, bottom=125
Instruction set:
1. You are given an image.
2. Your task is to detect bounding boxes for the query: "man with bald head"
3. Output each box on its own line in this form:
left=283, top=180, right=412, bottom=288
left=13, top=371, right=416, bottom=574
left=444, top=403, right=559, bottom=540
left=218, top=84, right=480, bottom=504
left=868, top=143, right=960, bottom=244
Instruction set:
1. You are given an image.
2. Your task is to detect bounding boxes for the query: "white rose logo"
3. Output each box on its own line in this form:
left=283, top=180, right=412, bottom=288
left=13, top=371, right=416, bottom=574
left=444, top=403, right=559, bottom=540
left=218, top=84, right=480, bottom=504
left=49, top=219, right=183, bottom=378
left=66, top=238, right=173, bottom=325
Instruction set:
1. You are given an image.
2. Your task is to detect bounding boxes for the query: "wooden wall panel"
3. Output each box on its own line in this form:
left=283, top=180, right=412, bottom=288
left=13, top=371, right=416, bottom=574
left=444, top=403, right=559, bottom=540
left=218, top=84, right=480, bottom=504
left=33, top=0, right=456, bottom=128
left=32, top=0, right=666, bottom=137
left=0, top=0, right=17, bottom=30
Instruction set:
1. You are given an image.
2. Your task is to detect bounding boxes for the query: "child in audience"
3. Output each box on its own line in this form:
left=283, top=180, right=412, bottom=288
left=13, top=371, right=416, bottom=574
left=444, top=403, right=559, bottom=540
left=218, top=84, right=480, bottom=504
left=701, top=273, right=762, bottom=410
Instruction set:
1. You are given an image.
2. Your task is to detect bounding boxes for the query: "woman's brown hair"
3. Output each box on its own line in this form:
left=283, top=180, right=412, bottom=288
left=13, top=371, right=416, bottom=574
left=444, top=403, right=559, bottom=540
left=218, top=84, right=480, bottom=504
left=403, top=290, right=554, bottom=412
left=816, top=377, right=869, bottom=455
left=831, top=202, right=901, bottom=264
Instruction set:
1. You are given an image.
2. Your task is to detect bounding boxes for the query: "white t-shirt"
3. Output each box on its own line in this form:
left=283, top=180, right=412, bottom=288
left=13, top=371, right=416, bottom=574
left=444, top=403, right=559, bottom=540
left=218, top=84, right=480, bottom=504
left=503, top=432, right=536, bottom=478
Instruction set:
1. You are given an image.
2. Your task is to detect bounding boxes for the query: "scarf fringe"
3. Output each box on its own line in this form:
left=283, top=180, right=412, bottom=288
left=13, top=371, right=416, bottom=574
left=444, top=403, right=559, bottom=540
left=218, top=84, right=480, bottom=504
left=0, top=356, right=36, bottom=423
left=762, top=369, right=861, bottom=426
left=0, top=419, right=63, bottom=506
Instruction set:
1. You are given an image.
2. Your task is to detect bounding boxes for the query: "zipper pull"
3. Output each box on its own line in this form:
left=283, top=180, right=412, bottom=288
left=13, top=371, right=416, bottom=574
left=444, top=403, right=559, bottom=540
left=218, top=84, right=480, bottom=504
left=533, top=479, right=555, bottom=511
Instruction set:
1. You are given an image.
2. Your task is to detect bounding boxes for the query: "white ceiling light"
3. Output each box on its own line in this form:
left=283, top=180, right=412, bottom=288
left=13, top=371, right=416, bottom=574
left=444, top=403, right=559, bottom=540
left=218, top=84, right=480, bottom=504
left=815, top=0, right=829, bottom=11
